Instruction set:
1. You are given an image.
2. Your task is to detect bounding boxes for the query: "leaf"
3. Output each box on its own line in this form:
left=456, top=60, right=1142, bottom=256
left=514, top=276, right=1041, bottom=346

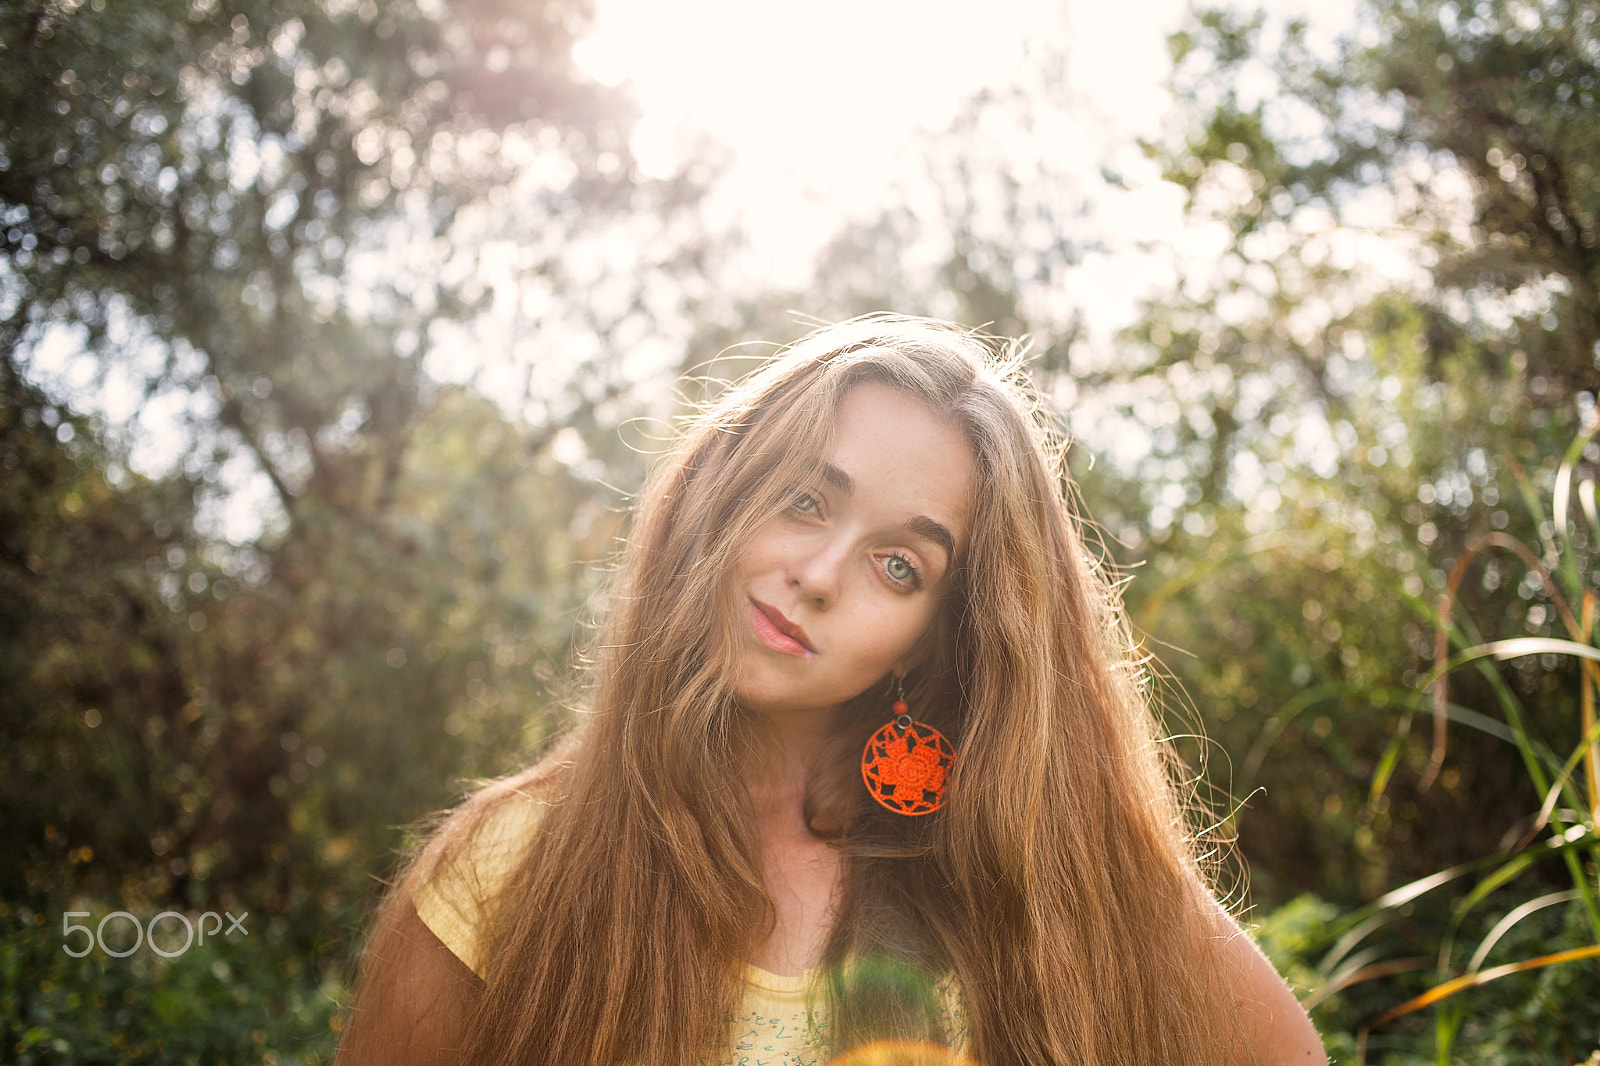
left=1473, top=638, right=1600, bottom=666
left=1357, top=943, right=1600, bottom=1055
left=1368, top=733, right=1405, bottom=806
left=1465, top=890, right=1580, bottom=973
left=1436, top=854, right=1535, bottom=974
left=1552, top=419, right=1599, bottom=545
left=1311, top=834, right=1598, bottom=968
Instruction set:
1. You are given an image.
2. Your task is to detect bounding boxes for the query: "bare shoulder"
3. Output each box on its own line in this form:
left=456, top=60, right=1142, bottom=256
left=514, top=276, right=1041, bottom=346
left=1208, top=904, right=1328, bottom=1065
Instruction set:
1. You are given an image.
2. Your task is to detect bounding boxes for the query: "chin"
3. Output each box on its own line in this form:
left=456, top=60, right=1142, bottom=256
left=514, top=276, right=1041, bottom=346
left=729, top=676, right=811, bottom=718
left=728, top=661, right=775, bottom=712
left=730, top=681, right=790, bottom=716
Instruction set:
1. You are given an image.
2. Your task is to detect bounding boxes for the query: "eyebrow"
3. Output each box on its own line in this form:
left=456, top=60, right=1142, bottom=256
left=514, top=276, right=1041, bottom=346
left=906, top=514, right=957, bottom=566
left=819, top=460, right=853, bottom=495
left=817, top=461, right=957, bottom=566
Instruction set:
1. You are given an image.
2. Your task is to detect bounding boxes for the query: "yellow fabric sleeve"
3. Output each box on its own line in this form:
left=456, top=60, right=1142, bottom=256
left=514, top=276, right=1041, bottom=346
left=410, top=792, right=970, bottom=1061
left=411, top=793, right=545, bottom=978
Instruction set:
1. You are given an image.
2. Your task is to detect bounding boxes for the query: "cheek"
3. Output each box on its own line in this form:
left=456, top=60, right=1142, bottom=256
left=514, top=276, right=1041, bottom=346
left=735, top=520, right=794, bottom=573
left=727, top=534, right=773, bottom=590
left=852, top=599, right=938, bottom=669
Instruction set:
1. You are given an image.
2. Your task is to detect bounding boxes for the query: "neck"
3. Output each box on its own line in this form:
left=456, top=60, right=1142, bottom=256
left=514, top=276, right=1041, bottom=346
left=739, top=704, right=835, bottom=819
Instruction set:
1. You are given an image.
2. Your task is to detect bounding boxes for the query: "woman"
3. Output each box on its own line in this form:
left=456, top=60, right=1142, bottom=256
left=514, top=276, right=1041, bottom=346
left=338, top=317, right=1326, bottom=1065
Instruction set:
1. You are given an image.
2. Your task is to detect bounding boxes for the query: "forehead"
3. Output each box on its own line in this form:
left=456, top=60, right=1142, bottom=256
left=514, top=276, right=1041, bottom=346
left=826, top=384, right=976, bottom=554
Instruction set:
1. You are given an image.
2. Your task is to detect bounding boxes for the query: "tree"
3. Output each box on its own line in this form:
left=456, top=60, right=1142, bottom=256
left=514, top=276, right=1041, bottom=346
left=1, top=0, right=696, bottom=525
left=0, top=0, right=706, bottom=940
left=1161, top=0, right=1598, bottom=399
left=1129, top=2, right=1600, bottom=1053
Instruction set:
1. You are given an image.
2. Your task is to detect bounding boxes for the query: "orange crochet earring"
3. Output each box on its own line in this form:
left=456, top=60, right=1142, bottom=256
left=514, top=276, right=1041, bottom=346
left=861, top=675, right=956, bottom=816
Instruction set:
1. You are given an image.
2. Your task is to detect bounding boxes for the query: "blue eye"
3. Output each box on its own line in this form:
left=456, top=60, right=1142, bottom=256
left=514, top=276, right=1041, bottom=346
left=883, top=553, right=921, bottom=589
left=792, top=492, right=821, bottom=514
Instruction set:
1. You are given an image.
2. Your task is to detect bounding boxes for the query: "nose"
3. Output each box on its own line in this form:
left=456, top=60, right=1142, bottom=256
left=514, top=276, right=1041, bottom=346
left=788, top=532, right=849, bottom=607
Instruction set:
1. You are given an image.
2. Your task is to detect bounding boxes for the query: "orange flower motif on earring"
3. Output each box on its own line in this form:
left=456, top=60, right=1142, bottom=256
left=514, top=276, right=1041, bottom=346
left=861, top=700, right=956, bottom=816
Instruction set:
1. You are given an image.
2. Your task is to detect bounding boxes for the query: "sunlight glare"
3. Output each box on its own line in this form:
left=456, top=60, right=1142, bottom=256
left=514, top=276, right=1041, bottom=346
left=576, top=0, right=1065, bottom=281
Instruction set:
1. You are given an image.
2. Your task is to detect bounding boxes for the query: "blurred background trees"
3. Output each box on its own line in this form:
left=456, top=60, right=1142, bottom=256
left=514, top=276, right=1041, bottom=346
left=2, top=0, right=1596, bottom=1060
left=3, top=0, right=700, bottom=1055
left=1133, top=0, right=1598, bottom=889
left=1107, top=1, right=1599, bottom=1054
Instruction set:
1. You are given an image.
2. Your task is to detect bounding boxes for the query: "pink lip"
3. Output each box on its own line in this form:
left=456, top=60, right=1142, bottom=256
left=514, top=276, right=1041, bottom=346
left=749, top=599, right=815, bottom=657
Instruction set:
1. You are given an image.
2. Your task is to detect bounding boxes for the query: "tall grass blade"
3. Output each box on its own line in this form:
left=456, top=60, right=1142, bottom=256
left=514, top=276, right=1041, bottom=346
left=1425, top=535, right=1581, bottom=789
left=1508, top=457, right=1558, bottom=567
left=1436, top=854, right=1535, bottom=975
left=1551, top=419, right=1598, bottom=587
left=1432, top=1004, right=1461, bottom=1066
left=1312, top=835, right=1596, bottom=971
left=1434, top=637, right=1600, bottom=670
left=1239, top=686, right=1519, bottom=799
left=1369, top=733, right=1406, bottom=807
left=1238, top=680, right=1351, bottom=791
left=1581, top=591, right=1598, bottom=827
left=1526, top=715, right=1600, bottom=849
left=1301, top=956, right=1430, bottom=1012
left=1355, top=943, right=1600, bottom=1063
left=1465, top=890, right=1580, bottom=973
left=1586, top=661, right=1599, bottom=826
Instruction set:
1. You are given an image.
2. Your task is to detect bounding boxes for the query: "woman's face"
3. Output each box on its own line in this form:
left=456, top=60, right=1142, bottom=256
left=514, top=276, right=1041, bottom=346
left=730, top=383, right=975, bottom=718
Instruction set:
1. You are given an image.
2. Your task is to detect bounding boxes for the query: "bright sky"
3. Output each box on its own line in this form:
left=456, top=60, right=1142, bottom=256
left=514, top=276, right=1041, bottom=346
left=567, top=0, right=1374, bottom=537
left=576, top=0, right=1171, bottom=292
left=26, top=0, right=1366, bottom=545
left=574, top=0, right=1360, bottom=334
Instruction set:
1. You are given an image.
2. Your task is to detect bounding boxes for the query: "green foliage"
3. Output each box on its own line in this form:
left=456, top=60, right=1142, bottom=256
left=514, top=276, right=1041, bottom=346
left=0, top=0, right=637, bottom=464
left=1, top=0, right=703, bottom=1049
left=1117, top=0, right=1600, bottom=916
left=1124, top=293, right=1590, bottom=902
left=1135, top=6, right=1600, bottom=1055
left=5, top=0, right=1598, bottom=1058
left=1304, top=423, right=1600, bottom=1059
left=3, top=355, right=618, bottom=1048
left=1258, top=889, right=1599, bottom=1064
left=1, top=366, right=620, bottom=915
left=2, top=895, right=339, bottom=1064
left=1161, top=0, right=1599, bottom=398
left=1, top=361, right=202, bottom=907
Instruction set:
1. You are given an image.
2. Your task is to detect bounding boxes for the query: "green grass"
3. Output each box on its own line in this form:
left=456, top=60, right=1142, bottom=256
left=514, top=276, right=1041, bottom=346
left=1266, top=421, right=1600, bottom=1062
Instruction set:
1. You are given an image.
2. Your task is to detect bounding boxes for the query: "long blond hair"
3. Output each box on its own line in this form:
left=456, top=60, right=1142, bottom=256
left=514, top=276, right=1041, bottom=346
left=392, top=317, right=1242, bottom=1064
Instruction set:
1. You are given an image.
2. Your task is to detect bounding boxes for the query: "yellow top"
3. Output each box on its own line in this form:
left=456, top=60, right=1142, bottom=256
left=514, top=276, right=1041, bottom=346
left=411, top=793, right=970, bottom=1066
